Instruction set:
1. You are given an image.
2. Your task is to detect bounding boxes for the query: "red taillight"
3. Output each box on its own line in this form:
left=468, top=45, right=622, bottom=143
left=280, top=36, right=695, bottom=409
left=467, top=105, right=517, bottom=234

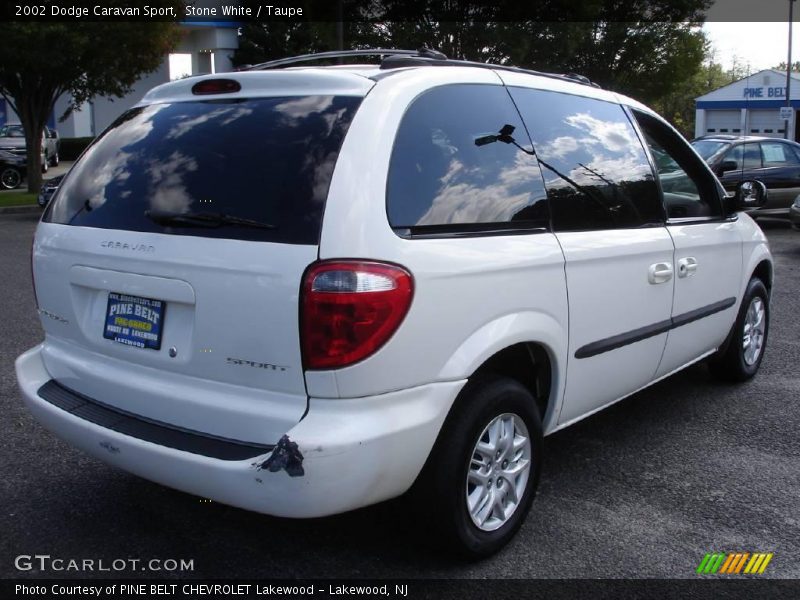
left=301, top=261, right=413, bottom=370
left=191, top=78, right=241, bottom=95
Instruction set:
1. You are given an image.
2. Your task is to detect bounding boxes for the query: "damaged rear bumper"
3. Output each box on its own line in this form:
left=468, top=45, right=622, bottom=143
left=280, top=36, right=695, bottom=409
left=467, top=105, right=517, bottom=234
left=16, top=344, right=464, bottom=518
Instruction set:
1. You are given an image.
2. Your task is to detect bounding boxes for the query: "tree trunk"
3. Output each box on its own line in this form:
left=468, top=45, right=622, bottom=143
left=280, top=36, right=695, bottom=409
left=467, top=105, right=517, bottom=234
left=19, top=110, right=45, bottom=194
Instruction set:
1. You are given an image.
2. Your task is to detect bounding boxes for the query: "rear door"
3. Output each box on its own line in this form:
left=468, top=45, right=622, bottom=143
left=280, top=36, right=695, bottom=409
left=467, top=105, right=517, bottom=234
left=510, top=87, right=675, bottom=425
left=36, top=74, right=369, bottom=442
left=632, top=110, right=741, bottom=379
left=756, top=140, right=800, bottom=211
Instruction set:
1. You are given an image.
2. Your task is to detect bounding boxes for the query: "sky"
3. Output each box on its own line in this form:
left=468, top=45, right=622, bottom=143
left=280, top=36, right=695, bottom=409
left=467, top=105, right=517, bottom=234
left=704, top=22, right=800, bottom=73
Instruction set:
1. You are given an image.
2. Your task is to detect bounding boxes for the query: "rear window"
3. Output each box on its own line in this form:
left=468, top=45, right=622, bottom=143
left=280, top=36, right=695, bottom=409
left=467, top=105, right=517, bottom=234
left=44, top=96, right=362, bottom=244
left=691, top=140, right=729, bottom=161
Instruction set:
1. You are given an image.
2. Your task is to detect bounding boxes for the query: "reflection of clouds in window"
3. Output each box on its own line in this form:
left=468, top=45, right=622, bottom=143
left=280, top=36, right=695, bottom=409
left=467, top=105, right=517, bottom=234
left=538, top=135, right=579, bottom=159
left=68, top=106, right=164, bottom=210
left=568, top=156, right=651, bottom=188
left=146, top=151, right=198, bottom=213
left=274, top=96, right=333, bottom=120
left=418, top=153, right=542, bottom=225
left=566, top=113, right=634, bottom=154
left=165, top=106, right=254, bottom=139
left=431, top=128, right=457, bottom=156
left=537, top=111, right=648, bottom=189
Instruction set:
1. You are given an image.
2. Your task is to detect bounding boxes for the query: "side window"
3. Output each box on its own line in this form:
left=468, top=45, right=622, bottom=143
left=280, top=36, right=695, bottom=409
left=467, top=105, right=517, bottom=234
left=761, top=141, right=800, bottom=166
left=387, top=84, right=548, bottom=232
left=723, top=145, right=744, bottom=169
left=633, top=110, right=724, bottom=220
left=508, top=87, right=663, bottom=231
left=742, top=143, right=762, bottom=169
left=723, top=143, right=761, bottom=170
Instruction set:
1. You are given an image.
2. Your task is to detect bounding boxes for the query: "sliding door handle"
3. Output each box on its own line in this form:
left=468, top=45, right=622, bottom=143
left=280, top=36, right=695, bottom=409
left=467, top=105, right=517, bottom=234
left=677, top=256, right=698, bottom=278
left=648, top=262, right=673, bottom=284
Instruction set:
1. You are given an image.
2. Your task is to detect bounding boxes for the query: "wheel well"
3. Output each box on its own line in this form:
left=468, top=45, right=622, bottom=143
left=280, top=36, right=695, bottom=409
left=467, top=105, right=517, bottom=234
left=752, top=260, right=773, bottom=292
left=472, top=343, right=552, bottom=421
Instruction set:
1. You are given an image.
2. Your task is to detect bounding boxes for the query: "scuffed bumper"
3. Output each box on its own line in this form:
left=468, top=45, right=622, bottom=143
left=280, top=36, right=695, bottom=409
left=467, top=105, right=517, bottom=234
left=15, top=344, right=464, bottom=518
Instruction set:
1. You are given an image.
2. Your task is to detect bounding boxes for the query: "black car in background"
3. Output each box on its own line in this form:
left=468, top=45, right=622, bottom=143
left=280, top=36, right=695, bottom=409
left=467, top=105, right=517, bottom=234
left=0, top=148, right=26, bottom=189
left=37, top=174, right=64, bottom=207
left=691, top=135, right=800, bottom=218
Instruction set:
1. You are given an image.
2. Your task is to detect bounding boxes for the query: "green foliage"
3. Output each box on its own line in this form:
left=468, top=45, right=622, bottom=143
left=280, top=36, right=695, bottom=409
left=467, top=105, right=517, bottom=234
left=235, top=0, right=711, bottom=108
left=59, top=137, right=95, bottom=162
left=0, top=6, right=182, bottom=192
left=652, top=59, right=748, bottom=139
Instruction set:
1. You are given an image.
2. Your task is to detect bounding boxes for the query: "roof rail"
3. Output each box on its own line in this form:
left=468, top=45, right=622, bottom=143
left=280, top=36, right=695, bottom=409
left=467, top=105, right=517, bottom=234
left=378, top=55, right=600, bottom=88
left=246, top=48, right=444, bottom=71
left=245, top=47, right=599, bottom=88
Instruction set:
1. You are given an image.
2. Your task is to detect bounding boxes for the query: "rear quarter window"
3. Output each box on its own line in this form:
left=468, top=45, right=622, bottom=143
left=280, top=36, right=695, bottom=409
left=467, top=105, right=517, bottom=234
left=387, top=84, right=549, bottom=234
left=44, top=96, right=362, bottom=245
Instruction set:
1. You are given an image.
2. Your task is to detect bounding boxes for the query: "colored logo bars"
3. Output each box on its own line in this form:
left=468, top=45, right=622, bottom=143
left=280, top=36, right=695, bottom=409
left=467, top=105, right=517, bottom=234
left=697, top=552, right=774, bottom=575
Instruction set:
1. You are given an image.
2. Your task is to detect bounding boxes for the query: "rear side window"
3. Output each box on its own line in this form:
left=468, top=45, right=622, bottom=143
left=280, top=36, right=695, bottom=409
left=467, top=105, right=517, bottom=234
left=44, top=96, right=362, bottom=244
left=508, top=88, right=663, bottom=232
left=387, top=84, right=549, bottom=233
left=761, top=141, right=800, bottom=165
left=722, top=143, right=762, bottom=170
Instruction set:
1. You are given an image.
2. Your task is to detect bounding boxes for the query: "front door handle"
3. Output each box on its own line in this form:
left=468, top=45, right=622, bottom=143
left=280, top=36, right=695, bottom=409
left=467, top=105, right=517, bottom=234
left=677, top=256, right=698, bottom=278
left=648, top=262, right=673, bottom=284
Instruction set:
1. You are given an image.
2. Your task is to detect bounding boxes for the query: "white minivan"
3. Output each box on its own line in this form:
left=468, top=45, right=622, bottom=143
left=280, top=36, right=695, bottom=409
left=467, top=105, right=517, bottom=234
left=16, top=49, right=772, bottom=557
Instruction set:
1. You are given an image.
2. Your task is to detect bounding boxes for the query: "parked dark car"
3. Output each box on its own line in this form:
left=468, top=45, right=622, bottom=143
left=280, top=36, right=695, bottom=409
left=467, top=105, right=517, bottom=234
left=0, top=148, right=26, bottom=189
left=691, top=135, right=800, bottom=218
left=37, top=174, right=64, bottom=207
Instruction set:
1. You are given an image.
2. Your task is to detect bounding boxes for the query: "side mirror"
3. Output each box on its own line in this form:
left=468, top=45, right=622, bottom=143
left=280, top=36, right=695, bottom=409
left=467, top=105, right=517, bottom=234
left=734, top=180, right=768, bottom=210
left=719, top=160, right=738, bottom=174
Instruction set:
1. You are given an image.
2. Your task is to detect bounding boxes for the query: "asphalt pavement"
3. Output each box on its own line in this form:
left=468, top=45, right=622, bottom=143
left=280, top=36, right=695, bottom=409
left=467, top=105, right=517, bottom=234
left=1, top=213, right=798, bottom=580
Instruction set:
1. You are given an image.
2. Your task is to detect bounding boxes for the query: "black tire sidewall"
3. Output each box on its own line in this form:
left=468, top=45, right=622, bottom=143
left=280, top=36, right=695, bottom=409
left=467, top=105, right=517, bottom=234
left=433, top=376, right=543, bottom=557
left=731, top=279, right=770, bottom=379
left=1, top=167, right=21, bottom=189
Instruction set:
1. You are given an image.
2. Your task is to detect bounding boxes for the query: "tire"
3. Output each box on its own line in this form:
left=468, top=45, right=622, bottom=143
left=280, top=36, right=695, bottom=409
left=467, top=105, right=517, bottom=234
left=0, top=167, right=22, bottom=190
left=413, top=375, right=543, bottom=558
left=41, top=155, right=48, bottom=173
left=709, top=277, right=769, bottom=382
left=50, top=152, right=59, bottom=167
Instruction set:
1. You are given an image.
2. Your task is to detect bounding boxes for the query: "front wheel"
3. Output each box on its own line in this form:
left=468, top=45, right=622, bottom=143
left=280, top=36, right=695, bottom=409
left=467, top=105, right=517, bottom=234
left=415, top=375, right=543, bottom=558
left=709, top=277, right=769, bottom=382
left=0, top=167, right=22, bottom=189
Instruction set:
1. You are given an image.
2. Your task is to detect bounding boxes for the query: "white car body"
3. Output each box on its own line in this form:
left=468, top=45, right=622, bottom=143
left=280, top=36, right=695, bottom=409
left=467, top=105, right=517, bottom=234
left=16, top=62, right=772, bottom=522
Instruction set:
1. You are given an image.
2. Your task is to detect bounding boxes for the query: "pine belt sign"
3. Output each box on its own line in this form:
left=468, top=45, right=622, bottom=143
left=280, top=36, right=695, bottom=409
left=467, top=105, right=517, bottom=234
left=743, top=86, right=787, bottom=98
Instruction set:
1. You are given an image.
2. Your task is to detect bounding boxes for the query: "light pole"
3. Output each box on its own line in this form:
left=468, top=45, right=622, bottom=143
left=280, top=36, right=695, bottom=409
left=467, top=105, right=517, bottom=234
left=785, top=0, right=796, bottom=139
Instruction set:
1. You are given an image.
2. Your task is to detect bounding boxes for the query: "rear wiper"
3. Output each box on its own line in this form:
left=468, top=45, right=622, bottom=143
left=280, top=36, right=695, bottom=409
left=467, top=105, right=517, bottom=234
left=144, top=209, right=276, bottom=230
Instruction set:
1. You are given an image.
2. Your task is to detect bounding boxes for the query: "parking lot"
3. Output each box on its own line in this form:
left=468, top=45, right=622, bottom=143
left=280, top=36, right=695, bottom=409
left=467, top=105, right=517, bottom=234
left=1, top=213, right=798, bottom=580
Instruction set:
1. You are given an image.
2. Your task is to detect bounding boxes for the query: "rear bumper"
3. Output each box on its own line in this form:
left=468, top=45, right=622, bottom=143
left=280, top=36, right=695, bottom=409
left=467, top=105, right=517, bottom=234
left=16, top=344, right=464, bottom=518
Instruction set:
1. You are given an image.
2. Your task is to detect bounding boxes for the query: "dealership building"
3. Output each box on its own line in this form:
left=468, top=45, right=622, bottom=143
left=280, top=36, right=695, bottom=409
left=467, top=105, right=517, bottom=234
left=0, top=20, right=240, bottom=138
left=695, top=68, right=800, bottom=140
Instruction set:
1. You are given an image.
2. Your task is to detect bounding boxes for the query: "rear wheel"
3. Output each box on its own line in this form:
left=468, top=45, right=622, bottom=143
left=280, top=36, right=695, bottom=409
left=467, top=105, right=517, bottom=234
left=709, top=277, right=769, bottom=382
left=415, top=375, right=543, bottom=558
left=50, top=151, right=59, bottom=167
left=0, top=167, right=22, bottom=189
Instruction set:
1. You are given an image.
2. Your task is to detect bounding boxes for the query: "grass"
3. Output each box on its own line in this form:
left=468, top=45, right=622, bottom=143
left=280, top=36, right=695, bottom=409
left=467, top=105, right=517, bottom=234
left=0, top=192, right=38, bottom=208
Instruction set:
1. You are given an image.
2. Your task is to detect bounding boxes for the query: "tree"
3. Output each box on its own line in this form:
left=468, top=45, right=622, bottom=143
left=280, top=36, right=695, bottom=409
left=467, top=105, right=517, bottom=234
left=235, top=0, right=711, bottom=107
left=0, top=11, right=182, bottom=193
left=653, top=57, right=747, bottom=138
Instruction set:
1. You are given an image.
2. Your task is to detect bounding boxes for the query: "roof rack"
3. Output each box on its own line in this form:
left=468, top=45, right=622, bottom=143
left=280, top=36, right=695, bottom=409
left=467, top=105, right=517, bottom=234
left=246, top=48, right=446, bottom=71
left=246, top=47, right=599, bottom=88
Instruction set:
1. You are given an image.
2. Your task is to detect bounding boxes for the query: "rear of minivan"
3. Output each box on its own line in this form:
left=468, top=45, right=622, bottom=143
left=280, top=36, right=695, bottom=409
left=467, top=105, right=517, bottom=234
left=15, top=69, right=458, bottom=517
